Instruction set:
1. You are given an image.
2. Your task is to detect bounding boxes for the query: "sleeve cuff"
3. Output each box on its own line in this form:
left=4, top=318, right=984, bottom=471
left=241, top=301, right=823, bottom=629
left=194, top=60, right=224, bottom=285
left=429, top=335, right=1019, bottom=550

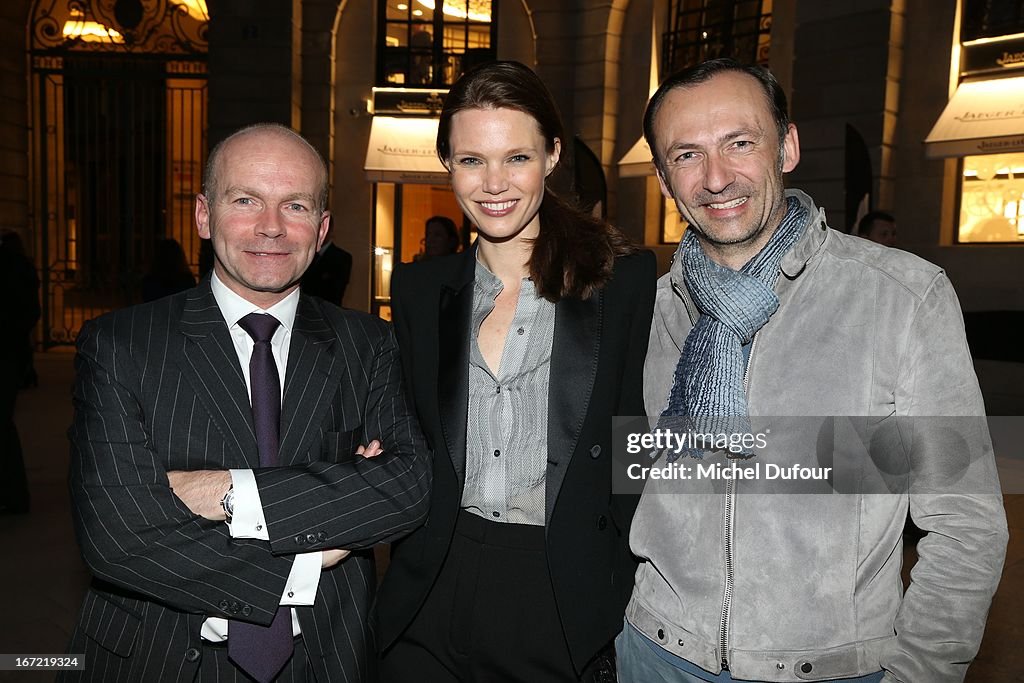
left=226, top=469, right=269, bottom=540
left=281, top=552, right=322, bottom=605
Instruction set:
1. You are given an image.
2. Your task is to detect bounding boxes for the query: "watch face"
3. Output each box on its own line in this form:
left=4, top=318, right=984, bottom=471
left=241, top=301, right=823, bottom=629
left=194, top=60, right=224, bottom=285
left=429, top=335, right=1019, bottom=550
left=221, top=488, right=234, bottom=517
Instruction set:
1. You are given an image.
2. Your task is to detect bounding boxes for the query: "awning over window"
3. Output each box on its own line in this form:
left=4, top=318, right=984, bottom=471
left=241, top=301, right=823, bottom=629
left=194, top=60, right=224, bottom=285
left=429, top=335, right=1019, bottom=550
left=364, top=116, right=448, bottom=184
left=618, top=136, right=656, bottom=177
left=925, top=76, right=1024, bottom=158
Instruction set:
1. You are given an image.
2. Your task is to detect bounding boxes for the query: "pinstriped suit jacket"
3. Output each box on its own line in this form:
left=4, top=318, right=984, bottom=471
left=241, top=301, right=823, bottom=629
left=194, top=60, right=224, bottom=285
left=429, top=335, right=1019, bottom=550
left=62, top=279, right=431, bottom=682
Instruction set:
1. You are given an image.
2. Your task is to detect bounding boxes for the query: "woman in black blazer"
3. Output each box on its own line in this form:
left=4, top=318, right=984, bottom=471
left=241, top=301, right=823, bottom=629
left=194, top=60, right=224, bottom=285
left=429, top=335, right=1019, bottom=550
left=376, top=61, right=656, bottom=682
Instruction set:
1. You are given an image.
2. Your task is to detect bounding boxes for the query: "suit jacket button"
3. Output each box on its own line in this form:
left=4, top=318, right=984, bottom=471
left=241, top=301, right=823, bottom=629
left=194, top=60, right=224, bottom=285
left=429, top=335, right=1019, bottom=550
left=230, top=601, right=240, bottom=614
left=184, top=647, right=200, bottom=662
left=241, top=605, right=252, bottom=616
left=295, top=535, right=306, bottom=545
left=218, top=600, right=229, bottom=611
left=306, top=533, right=318, bottom=544
left=317, top=531, right=327, bottom=542
left=596, top=515, right=608, bottom=531
left=590, top=444, right=602, bottom=459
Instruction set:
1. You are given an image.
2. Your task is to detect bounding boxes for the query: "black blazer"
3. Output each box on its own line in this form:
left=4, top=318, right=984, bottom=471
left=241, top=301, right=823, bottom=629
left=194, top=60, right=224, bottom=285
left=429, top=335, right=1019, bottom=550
left=376, top=248, right=656, bottom=673
left=63, top=279, right=431, bottom=682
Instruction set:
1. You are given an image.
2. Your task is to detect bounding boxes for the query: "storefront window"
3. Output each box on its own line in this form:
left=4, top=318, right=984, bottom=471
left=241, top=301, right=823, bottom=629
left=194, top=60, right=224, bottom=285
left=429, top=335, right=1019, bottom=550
left=664, top=0, right=772, bottom=72
left=960, top=0, right=1024, bottom=43
left=942, top=0, right=1024, bottom=242
left=378, top=0, right=497, bottom=87
left=959, top=152, right=1024, bottom=242
left=371, top=181, right=464, bottom=318
left=374, top=183, right=396, bottom=318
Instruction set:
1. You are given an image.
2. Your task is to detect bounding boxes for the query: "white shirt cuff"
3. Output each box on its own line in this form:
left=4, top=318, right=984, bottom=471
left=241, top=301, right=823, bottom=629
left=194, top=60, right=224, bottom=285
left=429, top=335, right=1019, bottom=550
left=226, top=469, right=268, bottom=540
left=282, top=552, right=322, bottom=605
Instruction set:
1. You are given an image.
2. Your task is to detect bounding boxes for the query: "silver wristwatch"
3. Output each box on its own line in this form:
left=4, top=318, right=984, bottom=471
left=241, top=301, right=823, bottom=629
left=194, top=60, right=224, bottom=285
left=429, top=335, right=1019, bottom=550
left=220, top=485, right=235, bottom=522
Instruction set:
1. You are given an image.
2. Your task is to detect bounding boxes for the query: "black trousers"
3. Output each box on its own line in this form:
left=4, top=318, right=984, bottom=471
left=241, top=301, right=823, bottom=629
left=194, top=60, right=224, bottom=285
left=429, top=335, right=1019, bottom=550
left=380, top=511, right=602, bottom=683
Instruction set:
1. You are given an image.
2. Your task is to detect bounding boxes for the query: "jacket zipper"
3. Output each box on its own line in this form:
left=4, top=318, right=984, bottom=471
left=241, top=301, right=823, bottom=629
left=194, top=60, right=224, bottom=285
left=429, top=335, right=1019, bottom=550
left=720, top=333, right=758, bottom=670
left=720, top=477, right=735, bottom=670
left=675, top=268, right=764, bottom=671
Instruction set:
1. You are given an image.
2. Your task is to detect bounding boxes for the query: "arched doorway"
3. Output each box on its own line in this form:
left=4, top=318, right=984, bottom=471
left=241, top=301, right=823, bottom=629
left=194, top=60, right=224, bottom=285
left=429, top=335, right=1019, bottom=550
left=28, top=0, right=208, bottom=346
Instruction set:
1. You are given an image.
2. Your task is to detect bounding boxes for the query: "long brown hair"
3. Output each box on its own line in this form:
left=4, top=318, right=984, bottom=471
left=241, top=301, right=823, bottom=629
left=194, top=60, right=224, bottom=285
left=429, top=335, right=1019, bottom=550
left=437, top=61, right=635, bottom=302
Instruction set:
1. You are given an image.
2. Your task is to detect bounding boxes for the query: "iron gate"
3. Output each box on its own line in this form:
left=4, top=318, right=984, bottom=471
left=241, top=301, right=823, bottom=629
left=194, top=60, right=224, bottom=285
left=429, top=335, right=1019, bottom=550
left=29, top=0, right=208, bottom=346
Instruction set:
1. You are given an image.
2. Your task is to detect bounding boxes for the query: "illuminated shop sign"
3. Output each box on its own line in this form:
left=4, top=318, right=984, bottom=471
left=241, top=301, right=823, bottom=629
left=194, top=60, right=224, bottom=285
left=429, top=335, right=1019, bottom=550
left=962, top=34, right=1024, bottom=77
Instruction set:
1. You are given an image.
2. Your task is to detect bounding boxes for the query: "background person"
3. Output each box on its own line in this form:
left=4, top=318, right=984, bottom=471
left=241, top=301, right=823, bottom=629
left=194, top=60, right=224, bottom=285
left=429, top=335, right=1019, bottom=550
left=141, top=237, right=197, bottom=302
left=0, top=231, right=39, bottom=514
left=416, top=214, right=461, bottom=260
left=376, top=61, right=656, bottom=682
left=301, top=216, right=353, bottom=306
left=0, top=231, right=40, bottom=389
left=857, top=210, right=896, bottom=247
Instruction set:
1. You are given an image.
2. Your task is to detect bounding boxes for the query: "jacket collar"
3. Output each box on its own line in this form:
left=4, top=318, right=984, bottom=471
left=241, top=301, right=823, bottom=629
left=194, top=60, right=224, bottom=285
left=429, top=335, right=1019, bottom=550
left=279, top=294, right=344, bottom=465
left=545, top=288, right=601, bottom=523
left=176, top=278, right=342, bottom=467
left=779, top=189, right=828, bottom=279
left=444, top=244, right=479, bottom=294
left=437, top=248, right=478, bottom=484
left=177, top=279, right=260, bottom=467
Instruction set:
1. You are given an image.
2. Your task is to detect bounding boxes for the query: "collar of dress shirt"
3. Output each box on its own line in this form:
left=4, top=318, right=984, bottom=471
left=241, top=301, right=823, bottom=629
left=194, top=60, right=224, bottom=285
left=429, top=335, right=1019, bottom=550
left=473, top=256, right=503, bottom=298
left=474, top=253, right=539, bottom=298
left=210, top=270, right=300, bottom=333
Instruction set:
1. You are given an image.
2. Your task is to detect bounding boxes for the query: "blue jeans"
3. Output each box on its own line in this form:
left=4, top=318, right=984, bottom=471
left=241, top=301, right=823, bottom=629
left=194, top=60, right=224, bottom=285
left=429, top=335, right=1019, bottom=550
left=616, top=620, right=886, bottom=683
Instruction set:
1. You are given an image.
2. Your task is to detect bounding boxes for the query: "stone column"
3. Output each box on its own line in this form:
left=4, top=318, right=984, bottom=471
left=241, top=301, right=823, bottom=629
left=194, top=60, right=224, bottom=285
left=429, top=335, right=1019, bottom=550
left=0, top=1, right=32, bottom=243
left=787, top=0, right=904, bottom=232
left=207, top=0, right=297, bottom=146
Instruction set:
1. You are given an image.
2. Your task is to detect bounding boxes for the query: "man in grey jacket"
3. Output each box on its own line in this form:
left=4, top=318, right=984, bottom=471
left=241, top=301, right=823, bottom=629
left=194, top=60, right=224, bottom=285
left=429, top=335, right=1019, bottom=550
left=618, top=58, right=1007, bottom=683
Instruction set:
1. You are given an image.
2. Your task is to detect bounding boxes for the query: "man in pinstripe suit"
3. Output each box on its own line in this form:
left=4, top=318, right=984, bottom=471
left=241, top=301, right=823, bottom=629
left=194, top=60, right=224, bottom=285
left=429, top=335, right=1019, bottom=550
left=63, top=123, right=431, bottom=682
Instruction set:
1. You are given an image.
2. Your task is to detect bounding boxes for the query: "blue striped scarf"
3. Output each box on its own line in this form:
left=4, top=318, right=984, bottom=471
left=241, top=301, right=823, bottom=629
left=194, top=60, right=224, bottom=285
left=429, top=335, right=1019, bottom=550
left=662, top=196, right=808, bottom=460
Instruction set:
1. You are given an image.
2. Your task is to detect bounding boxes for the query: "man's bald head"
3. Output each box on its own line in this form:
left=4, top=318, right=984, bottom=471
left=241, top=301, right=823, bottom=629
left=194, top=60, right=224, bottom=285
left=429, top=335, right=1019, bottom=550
left=203, top=123, right=329, bottom=215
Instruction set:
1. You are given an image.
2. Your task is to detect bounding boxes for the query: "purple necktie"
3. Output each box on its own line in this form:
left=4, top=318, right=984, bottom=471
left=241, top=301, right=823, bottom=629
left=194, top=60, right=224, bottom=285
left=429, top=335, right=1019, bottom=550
left=229, top=312, right=293, bottom=683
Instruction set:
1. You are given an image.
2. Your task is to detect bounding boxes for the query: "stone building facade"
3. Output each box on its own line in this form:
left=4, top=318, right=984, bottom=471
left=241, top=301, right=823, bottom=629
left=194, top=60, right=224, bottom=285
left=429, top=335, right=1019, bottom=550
left=2, top=1, right=1021, bottom=410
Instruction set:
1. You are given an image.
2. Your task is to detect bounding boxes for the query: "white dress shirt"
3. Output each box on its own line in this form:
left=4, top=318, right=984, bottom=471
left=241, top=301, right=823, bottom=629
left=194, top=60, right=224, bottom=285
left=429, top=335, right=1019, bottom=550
left=200, top=272, right=322, bottom=641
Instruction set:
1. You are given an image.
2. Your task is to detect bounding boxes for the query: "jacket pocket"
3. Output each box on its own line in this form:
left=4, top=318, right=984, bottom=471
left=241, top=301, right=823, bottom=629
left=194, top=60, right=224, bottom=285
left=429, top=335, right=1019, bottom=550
left=81, top=590, right=142, bottom=658
left=319, top=429, right=361, bottom=463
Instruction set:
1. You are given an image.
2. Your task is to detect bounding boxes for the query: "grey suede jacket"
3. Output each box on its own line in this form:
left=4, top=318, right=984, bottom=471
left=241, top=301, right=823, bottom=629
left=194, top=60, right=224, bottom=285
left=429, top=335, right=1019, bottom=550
left=627, top=190, right=1007, bottom=682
